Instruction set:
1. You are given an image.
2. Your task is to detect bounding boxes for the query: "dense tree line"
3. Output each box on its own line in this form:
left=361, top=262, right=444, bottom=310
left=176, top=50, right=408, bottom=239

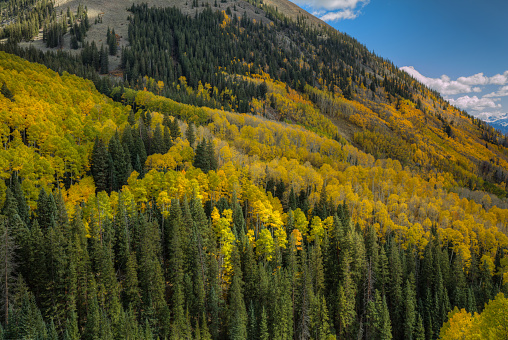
left=1, top=47, right=508, bottom=339
left=0, top=171, right=505, bottom=339
left=0, top=0, right=53, bottom=42
left=122, top=3, right=418, bottom=109
left=0, top=42, right=115, bottom=93
left=4, top=1, right=508, bottom=196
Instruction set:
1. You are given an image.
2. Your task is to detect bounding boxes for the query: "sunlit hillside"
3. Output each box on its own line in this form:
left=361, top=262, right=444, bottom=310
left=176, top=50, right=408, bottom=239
left=0, top=0, right=507, bottom=339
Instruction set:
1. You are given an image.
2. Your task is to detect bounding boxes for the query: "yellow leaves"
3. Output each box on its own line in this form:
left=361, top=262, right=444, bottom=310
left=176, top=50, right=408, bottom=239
left=156, top=80, right=164, bottom=95
left=157, top=191, right=172, bottom=217
left=440, top=293, right=508, bottom=340
left=145, top=153, right=177, bottom=172
left=293, top=208, right=309, bottom=236
left=291, top=229, right=303, bottom=251
left=251, top=196, right=287, bottom=250
left=0, top=52, right=130, bottom=206
left=219, top=10, right=231, bottom=29
left=64, top=176, right=95, bottom=217
left=127, top=171, right=147, bottom=206
left=439, top=307, right=476, bottom=340
left=308, top=216, right=324, bottom=244
left=256, top=228, right=274, bottom=261
left=212, top=207, right=236, bottom=285
left=480, top=255, right=496, bottom=277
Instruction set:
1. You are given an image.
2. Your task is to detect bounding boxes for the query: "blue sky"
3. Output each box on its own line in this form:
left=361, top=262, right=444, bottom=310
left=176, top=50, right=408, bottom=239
left=289, top=0, right=508, bottom=123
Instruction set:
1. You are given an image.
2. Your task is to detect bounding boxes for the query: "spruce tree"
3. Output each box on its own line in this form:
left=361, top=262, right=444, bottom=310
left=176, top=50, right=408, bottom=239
left=169, top=117, right=181, bottom=140
left=379, top=294, right=393, bottom=340
left=152, top=124, right=164, bottom=155
left=9, top=175, right=29, bottom=227
left=186, top=122, right=196, bottom=148
left=227, top=273, right=247, bottom=339
left=193, top=138, right=207, bottom=172
left=100, top=44, right=109, bottom=74
left=403, top=276, right=417, bottom=340
left=259, top=306, right=269, bottom=340
left=206, top=139, right=218, bottom=171
left=91, top=137, right=109, bottom=192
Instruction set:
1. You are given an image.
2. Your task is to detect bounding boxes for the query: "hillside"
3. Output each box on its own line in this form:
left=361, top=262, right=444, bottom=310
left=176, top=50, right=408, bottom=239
left=1, top=0, right=508, bottom=339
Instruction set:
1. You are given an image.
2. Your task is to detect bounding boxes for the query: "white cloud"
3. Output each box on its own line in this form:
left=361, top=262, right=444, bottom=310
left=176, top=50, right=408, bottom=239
left=448, top=95, right=501, bottom=111
left=484, top=85, right=508, bottom=98
left=474, top=111, right=508, bottom=122
left=490, top=71, right=508, bottom=85
left=401, top=66, right=508, bottom=96
left=292, top=0, right=368, bottom=11
left=320, top=9, right=358, bottom=20
left=401, top=66, right=474, bottom=95
left=292, top=0, right=369, bottom=21
left=457, top=73, right=489, bottom=86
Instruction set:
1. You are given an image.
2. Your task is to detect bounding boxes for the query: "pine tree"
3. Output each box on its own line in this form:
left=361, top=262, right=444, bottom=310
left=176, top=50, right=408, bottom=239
left=414, top=313, right=425, bottom=340
left=206, top=139, right=218, bottom=171
left=137, top=215, right=166, bottom=329
left=166, top=202, right=186, bottom=338
left=100, top=44, right=109, bottom=74
left=388, top=242, right=403, bottom=339
left=200, top=312, right=212, bottom=340
left=152, top=124, right=165, bottom=155
left=259, top=306, right=269, bottom=340
left=11, top=277, right=47, bottom=339
left=84, top=296, right=101, bottom=340
left=123, top=251, right=141, bottom=311
left=186, top=122, right=196, bottom=148
left=247, top=301, right=257, bottom=340
left=91, top=137, right=109, bottom=193
left=403, top=276, right=417, bottom=340
left=227, top=273, right=247, bottom=339
left=379, top=294, right=392, bottom=340
left=193, top=138, right=207, bottom=172
left=9, top=175, right=29, bottom=227
left=0, top=215, right=17, bottom=326
left=337, top=244, right=357, bottom=339
left=65, top=311, right=80, bottom=340
left=169, top=117, right=181, bottom=140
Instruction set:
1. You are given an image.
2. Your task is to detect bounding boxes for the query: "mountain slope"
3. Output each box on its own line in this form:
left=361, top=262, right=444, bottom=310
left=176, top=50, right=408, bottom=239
left=2, top=44, right=508, bottom=339
left=1, top=1, right=508, bottom=339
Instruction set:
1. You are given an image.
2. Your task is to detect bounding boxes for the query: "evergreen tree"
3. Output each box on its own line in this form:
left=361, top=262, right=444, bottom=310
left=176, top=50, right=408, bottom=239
left=193, top=138, right=207, bottom=172
left=9, top=175, right=29, bottom=227
left=227, top=272, right=247, bottom=339
left=0, top=215, right=17, bottom=326
left=152, top=124, right=165, bottom=155
left=100, top=44, right=109, bottom=74
left=186, top=122, right=196, bottom=148
left=169, top=117, right=181, bottom=140
left=379, top=294, right=393, bottom=340
left=259, top=306, right=269, bottom=340
left=403, top=276, right=417, bottom=340
left=247, top=301, right=257, bottom=340
left=108, top=132, right=130, bottom=191
left=91, top=137, right=109, bottom=193
left=206, top=139, right=218, bottom=171
left=1, top=82, right=14, bottom=101
left=414, top=313, right=425, bottom=340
